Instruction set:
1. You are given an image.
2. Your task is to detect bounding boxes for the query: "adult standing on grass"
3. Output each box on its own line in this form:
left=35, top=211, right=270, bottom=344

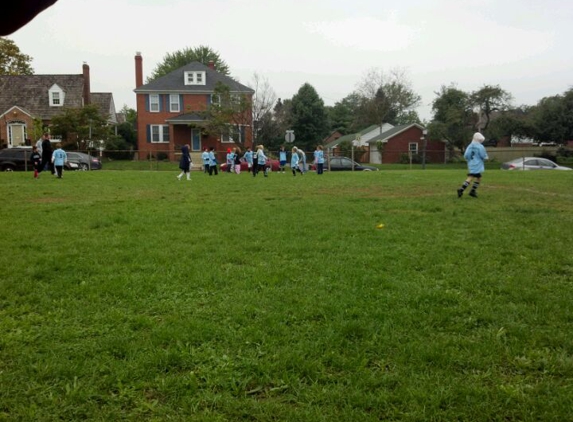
left=457, top=132, right=488, bottom=198
left=314, top=145, right=325, bottom=175
left=40, top=132, right=53, bottom=174
left=177, top=144, right=192, bottom=181
left=208, top=146, right=218, bottom=176
left=51, top=143, right=67, bottom=179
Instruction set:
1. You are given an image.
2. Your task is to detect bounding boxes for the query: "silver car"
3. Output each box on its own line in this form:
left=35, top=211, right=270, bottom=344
left=500, top=157, right=571, bottom=171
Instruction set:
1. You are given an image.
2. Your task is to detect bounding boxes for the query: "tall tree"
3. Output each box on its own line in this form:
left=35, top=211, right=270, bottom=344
left=355, top=67, right=421, bottom=128
left=0, top=37, right=34, bottom=75
left=290, top=83, right=329, bottom=151
left=471, top=84, right=512, bottom=131
left=200, top=82, right=251, bottom=149
left=147, top=45, right=230, bottom=82
left=327, top=92, right=362, bottom=135
left=249, top=72, right=277, bottom=145
left=50, top=105, right=111, bottom=148
left=429, top=84, right=474, bottom=152
left=531, top=88, right=573, bottom=144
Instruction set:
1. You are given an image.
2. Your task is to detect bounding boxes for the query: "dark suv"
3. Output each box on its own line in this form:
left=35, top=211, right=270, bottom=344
left=0, top=148, right=102, bottom=171
left=0, top=147, right=33, bottom=171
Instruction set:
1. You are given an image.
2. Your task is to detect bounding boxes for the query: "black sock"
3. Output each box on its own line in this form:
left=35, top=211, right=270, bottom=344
left=471, top=182, right=480, bottom=192
left=461, top=181, right=470, bottom=191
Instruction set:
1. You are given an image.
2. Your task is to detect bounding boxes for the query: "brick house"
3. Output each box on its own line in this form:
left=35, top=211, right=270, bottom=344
left=368, top=123, right=445, bottom=164
left=133, top=53, right=254, bottom=162
left=324, top=124, right=395, bottom=163
left=0, top=63, right=117, bottom=148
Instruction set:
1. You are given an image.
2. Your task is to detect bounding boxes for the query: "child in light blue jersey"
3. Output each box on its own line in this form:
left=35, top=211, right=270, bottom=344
left=291, top=147, right=302, bottom=176
left=201, top=147, right=210, bottom=173
left=458, top=132, right=488, bottom=198
left=244, top=147, right=253, bottom=175
left=278, top=146, right=287, bottom=173
left=51, top=143, right=67, bottom=179
left=314, top=145, right=325, bottom=175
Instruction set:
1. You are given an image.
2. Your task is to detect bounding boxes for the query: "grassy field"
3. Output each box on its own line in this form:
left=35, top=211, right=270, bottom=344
left=0, top=168, right=572, bottom=421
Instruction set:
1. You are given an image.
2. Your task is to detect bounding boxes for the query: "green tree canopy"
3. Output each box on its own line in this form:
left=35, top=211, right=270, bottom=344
left=429, top=84, right=474, bottom=151
left=0, top=37, right=33, bottom=75
left=200, top=82, right=251, bottom=149
left=355, top=68, right=421, bottom=128
left=471, top=84, right=512, bottom=131
left=530, top=88, right=573, bottom=143
left=290, top=83, right=329, bottom=151
left=148, top=45, right=230, bottom=82
left=50, top=105, right=111, bottom=148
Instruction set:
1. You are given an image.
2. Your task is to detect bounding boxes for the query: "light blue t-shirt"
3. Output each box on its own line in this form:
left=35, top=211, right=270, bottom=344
left=257, top=150, right=267, bottom=165
left=314, top=150, right=324, bottom=164
left=291, top=151, right=299, bottom=167
left=52, top=149, right=67, bottom=166
left=464, top=141, right=488, bottom=174
left=244, top=151, right=253, bottom=164
left=279, top=150, right=287, bottom=162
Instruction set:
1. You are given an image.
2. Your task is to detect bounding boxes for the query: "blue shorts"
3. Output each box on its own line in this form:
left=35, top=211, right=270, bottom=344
left=280, top=160, right=286, bottom=166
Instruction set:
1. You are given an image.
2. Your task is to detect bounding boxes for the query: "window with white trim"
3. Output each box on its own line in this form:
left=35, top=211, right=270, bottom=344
left=221, top=125, right=245, bottom=144
left=149, top=94, right=160, bottom=112
left=151, top=125, right=170, bottom=143
left=184, top=71, right=206, bottom=86
left=210, top=94, right=221, bottom=106
left=169, top=94, right=180, bottom=112
left=48, top=84, right=64, bottom=107
left=409, top=142, right=418, bottom=154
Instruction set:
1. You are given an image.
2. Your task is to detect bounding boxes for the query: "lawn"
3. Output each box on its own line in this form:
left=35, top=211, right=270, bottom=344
left=0, top=169, right=572, bottom=421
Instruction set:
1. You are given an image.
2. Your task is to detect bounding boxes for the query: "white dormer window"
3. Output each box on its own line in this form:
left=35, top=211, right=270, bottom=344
left=184, top=71, right=206, bottom=86
left=49, top=84, right=65, bottom=107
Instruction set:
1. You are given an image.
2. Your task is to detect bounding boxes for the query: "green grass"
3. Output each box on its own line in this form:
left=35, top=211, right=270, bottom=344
left=1, top=169, right=572, bottom=421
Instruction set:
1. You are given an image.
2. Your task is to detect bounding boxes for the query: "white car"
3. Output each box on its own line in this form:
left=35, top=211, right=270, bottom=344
left=500, top=157, right=571, bottom=171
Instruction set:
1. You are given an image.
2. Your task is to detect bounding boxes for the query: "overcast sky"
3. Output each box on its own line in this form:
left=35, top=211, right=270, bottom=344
left=9, top=0, right=573, bottom=121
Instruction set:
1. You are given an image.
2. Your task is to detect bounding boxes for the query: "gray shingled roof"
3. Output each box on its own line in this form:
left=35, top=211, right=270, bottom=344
left=165, top=113, right=207, bottom=124
left=91, top=92, right=117, bottom=124
left=367, top=124, right=425, bottom=143
left=134, top=62, right=254, bottom=94
left=0, top=74, right=85, bottom=119
left=324, top=124, right=380, bottom=149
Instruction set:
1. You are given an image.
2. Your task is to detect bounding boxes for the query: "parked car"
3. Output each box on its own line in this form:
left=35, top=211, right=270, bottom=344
left=0, top=148, right=101, bottom=171
left=500, top=157, right=571, bottom=171
left=66, top=152, right=102, bottom=170
left=483, top=139, right=498, bottom=147
left=311, top=156, right=379, bottom=171
left=220, top=157, right=280, bottom=172
left=538, top=142, right=558, bottom=147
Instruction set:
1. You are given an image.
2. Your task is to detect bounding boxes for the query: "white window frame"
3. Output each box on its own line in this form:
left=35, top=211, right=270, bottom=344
left=184, top=71, right=206, bottom=86
left=169, top=94, right=180, bottom=113
left=210, top=94, right=221, bottom=106
left=149, top=94, right=160, bottom=112
left=151, top=125, right=170, bottom=143
left=409, top=142, right=418, bottom=154
left=49, top=84, right=64, bottom=107
left=220, top=125, right=244, bottom=144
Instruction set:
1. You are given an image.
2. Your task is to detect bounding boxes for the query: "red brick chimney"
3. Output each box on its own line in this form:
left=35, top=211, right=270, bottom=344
left=82, top=62, right=91, bottom=105
left=135, top=52, right=143, bottom=88
left=208, top=60, right=215, bottom=70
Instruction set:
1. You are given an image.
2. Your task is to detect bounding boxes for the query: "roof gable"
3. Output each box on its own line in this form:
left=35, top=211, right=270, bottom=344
left=0, top=74, right=85, bottom=119
left=134, top=61, right=254, bottom=94
left=368, top=123, right=426, bottom=144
